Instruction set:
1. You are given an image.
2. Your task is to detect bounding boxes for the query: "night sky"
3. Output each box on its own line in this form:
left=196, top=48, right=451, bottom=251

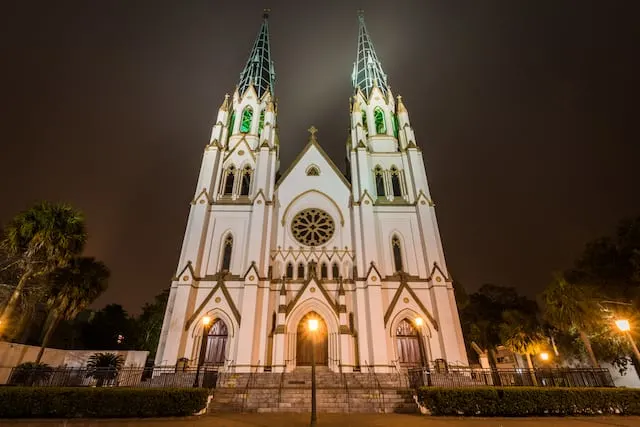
left=2, top=1, right=639, bottom=313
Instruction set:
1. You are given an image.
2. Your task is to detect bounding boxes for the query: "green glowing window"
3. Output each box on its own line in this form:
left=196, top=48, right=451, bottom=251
left=362, top=112, right=368, bottom=136
left=228, top=111, right=236, bottom=134
left=374, top=107, right=386, bottom=134
left=258, top=110, right=265, bottom=134
left=392, top=114, right=399, bottom=138
left=240, top=107, right=253, bottom=133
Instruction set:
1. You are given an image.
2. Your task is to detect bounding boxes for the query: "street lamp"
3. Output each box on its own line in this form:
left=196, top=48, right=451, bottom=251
left=308, top=318, right=319, bottom=427
left=615, top=319, right=640, bottom=363
left=539, top=352, right=550, bottom=362
left=193, top=316, right=212, bottom=387
left=415, top=317, right=423, bottom=327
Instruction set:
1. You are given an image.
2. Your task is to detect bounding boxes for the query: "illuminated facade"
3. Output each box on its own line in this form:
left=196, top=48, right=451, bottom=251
left=155, top=11, right=468, bottom=373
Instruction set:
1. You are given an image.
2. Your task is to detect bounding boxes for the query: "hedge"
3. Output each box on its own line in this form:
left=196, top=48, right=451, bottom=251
left=0, top=387, right=210, bottom=418
left=417, top=387, right=640, bottom=416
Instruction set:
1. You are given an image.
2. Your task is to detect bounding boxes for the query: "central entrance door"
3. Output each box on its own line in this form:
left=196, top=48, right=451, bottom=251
left=296, top=312, right=328, bottom=366
left=396, top=318, right=426, bottom=367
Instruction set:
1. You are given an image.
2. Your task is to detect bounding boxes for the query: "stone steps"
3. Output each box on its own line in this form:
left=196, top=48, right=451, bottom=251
left=209, top=370, right=417, bottom=414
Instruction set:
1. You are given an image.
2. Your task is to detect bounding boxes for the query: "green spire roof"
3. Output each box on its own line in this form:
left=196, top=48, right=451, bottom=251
left=238, top=10, right=276, bottom=98
left=352, top=11, right=389, bottom=98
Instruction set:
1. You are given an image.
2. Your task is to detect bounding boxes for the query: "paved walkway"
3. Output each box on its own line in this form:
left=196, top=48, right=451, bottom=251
left=5, top=414, right=640, bottom=427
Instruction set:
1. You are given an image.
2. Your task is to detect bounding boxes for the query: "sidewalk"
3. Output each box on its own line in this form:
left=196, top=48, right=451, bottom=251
left=5, top=414, right=640, bottom=427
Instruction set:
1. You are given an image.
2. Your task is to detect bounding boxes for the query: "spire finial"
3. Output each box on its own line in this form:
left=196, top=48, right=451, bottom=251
left=238, top=11, right=276, bottom=98
left=352, top=9, right=389, bottom=98
left=263, top=8, right=270, bottom=19
left=307, top=125, right=318, bottom=142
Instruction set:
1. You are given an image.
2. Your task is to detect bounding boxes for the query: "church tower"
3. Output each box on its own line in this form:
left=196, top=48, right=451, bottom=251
left=155, top=10, right=279, bottom=370
left=347, top=12, right=468, bottom=367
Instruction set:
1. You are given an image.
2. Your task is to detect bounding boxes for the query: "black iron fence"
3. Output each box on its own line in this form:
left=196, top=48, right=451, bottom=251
left=0, top=365, right=219, bottom=388
left=408, top=367, right=615, bottom=388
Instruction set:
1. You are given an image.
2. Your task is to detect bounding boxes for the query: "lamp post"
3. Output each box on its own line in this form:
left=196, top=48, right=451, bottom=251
left=615, top=319, right=640, bottom=363
left=193, top=316, right=212, bottom=387
left=308, top=318, right=319, bottom=427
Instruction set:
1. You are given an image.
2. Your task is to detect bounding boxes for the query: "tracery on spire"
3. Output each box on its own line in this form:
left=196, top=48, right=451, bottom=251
left=352, top=11, right=389, bottom=98
left=238, top=10, right=276, bottom=98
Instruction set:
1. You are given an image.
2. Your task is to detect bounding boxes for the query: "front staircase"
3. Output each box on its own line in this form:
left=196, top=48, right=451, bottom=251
left=208, top=367, right=417, bottom=413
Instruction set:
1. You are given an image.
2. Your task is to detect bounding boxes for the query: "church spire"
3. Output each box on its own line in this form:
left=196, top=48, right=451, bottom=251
left=352, top=11, right=389, bottom=99
left=238, top=9, right=276, bottom=99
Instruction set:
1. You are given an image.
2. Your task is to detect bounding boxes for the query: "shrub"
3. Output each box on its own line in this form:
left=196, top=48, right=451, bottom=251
left=0, top=387, right=210, bottom=418
left=417, top=387, right=640, bottom=416
left=86, top=352, right=125, bottom=386
left=8, top=362, right=54, bottom=386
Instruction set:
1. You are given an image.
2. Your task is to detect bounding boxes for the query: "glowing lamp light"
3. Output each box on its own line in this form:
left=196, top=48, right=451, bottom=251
left=540, top=352, right=550, bottom=361
left=616, top=319, right=631, bottom=332
left=202, top=316, right=212, bottom=326
left=415, top=317, right=423, bottom=326
left=308, top=318, right=319, bottom=332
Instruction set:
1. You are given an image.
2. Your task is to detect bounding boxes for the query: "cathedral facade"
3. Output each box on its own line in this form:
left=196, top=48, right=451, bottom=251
left=155, top=11, right=468, bottom=373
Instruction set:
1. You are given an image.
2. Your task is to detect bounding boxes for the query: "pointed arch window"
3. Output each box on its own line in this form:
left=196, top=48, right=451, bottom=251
left=362, top=112, right=368, bottom=136
left=374, top=166, right=385, bottom=197
left=374, top=107, right=386, bottom=134
left=390, top=166, right=402, bottom=197
left=240, top=106, right=253, bottom=133
left=306, top=166, right=320, bottom=176
left=392, top=114, right=399, bottom=138
left=223, top=166, right=236, bottom=195
left=320, top=263, right=328, bottom=279
left=332, top=263, right=340, bottom=279
left=297, top=263, right=305, bottom=279
left=392, top=235, right=403, bottom=272
left=258, top=110, right=265, bottom=134
left=228, top=111, right=236, bottom=135
left=240, top=165, right=252, bottom=196
left=221, top=234, right=233, bottom=271
left=286, top=262, right=294, bottom=279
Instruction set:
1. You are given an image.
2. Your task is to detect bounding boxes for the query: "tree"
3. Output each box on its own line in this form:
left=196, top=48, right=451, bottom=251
left=542, top=274, right=603, bottom=367
left=134, top=289, right=169, bottom=358
left=0, top=202, right=86, bottom=330
left=459, top=284, right=539, bottom=366
left=82, top=304, right=134, bottom=350
left=34, top=257, right=110, bottom=364
left=86, top=352, right=124, bottom=386
left=499, top=310, right=547, bottom=375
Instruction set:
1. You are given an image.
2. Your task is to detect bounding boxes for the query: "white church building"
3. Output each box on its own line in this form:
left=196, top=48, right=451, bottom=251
left=155, top=11, right=468, bottom=373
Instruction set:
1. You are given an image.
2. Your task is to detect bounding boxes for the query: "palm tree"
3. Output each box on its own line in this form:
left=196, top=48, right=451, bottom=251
left=35, top=257, right=109, bottom=364
left=0, top=202, right=87, bottom=328
left=499, top=310, right=547, bottom=386
left=542, top=274, right=602, bottom=368
left=86, top=352, right=124, bottom=387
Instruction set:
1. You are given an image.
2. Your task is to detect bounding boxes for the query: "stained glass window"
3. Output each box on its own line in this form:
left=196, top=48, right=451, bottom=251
left=228, top=111, right=236, bottom=134
left=286, top=263, right=293, bottom=279
left=374, top=107, right=386, bottom=134
left=240, top=107, right=253, bottom=133
left=320, top=263, right=328, bottom=279
left=332, top=263, right=340, bottom=279
left=258, top=110, right=265, bottom=134
left=392, top=114, right=399, bottom=138
left=297, top=263, right=305, bottom=279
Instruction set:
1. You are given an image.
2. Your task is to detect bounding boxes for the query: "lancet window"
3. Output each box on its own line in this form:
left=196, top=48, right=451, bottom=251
left=374, top=166, right=385, bottom=197
left=332, top=263, right=340, bottom=279
left=286, top=263, right=294, bottom=279
left=240, top=165, right=252, bottom=196
left=258, top=110, right=265, bottom=134
left=221, top=234, right=233, bottom=271
left=223, top=166, right=236, bottom=195
left=374, top=107, right=386, bottom=134
left=392, top=235, right=403, bottom=272
left=320, top=263, right=328, bottom=279
left=240, top=106, right=253, bottom=133
left=390, top=166, right=402, bottom=197
left=297, top=263, right=305, bottom=279
left=228, top=111, right=236, bottom=135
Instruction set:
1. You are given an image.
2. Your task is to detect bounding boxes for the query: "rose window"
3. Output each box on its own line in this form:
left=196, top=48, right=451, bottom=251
left=291, top=208, right=335, bottom=246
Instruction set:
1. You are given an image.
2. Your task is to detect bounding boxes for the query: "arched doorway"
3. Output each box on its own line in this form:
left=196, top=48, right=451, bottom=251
left=396, top=319, right=426, bottom=367
left=203, top=319, right=228, bottom=365
left=296, top=312, right=328, bottom=366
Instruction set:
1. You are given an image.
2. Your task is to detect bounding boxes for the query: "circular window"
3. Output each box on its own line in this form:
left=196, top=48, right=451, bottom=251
left=291, top=208, right=335, bottom=246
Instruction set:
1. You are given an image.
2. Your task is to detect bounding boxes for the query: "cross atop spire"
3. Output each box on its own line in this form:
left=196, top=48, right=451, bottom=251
left=238, top=10, right=276, bottom=99
left=352, top=11, right=389, bottom=99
